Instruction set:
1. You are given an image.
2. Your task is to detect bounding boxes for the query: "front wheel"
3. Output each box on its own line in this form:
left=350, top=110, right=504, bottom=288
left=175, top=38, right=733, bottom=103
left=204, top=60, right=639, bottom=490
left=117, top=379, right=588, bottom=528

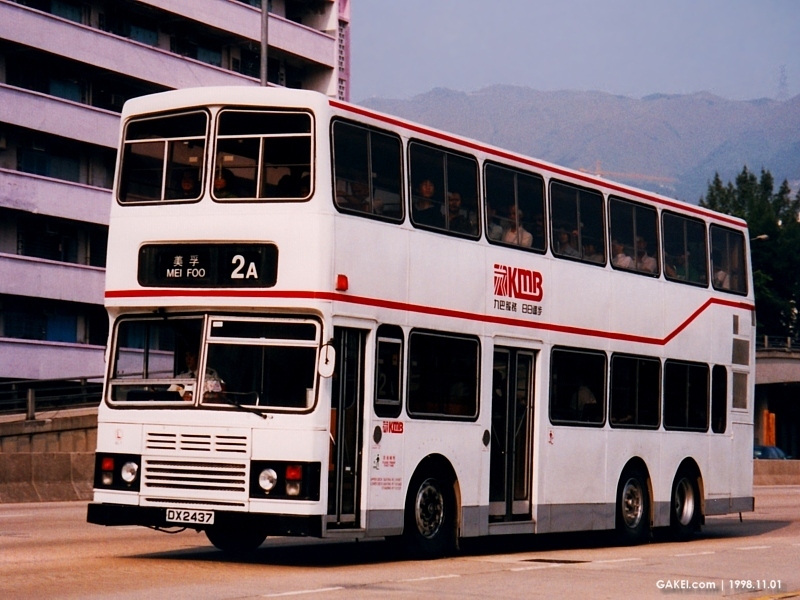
left=670, top=470, right=701, bottom=539
left=402, top=472, right=456, bottom=559
left=615, top=466, right=650, bottom=545
left=205, top=526, right=267, bottom=554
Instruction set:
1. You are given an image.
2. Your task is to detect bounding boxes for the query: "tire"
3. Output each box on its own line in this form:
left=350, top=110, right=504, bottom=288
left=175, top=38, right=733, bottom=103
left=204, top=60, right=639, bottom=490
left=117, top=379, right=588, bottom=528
left=670, top=469, right=701, bottom=539
left=402, top=471, right=456, bottom=559
left=615, top=465, right=650, bottom=545
left=205, top=526, right=267, bottom=554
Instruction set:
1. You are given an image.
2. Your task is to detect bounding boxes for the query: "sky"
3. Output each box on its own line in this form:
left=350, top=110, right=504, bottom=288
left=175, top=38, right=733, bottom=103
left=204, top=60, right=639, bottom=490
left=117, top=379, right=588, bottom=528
left=349, top=0, right=800, bottom=103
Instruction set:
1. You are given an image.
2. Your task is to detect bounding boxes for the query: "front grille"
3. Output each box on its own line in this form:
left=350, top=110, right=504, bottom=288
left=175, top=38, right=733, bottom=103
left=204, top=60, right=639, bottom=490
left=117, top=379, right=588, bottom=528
left=143, top=459, right=247, bottom=493
left=145, top=430, right=249, bottom=454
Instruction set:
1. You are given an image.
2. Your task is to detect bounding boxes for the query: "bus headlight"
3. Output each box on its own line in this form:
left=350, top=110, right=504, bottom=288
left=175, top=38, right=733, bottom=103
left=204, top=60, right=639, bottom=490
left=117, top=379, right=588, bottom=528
left=258, top=468, right=278, bottom=492
left=120, top=461, right=139, bottom=484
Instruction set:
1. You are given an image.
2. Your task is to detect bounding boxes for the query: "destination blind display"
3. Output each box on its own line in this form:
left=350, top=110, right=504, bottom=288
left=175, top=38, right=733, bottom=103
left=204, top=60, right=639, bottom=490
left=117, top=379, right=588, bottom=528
left=138, top=243, right=278, bottom=287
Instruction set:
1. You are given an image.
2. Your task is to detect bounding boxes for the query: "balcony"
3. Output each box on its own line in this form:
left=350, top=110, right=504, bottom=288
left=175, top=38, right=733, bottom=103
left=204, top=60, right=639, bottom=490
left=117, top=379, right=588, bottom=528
left=0, top=85, right=120, bottom=149
left=0, top=337, right=105, bottom=380
left=0, top=253, right=104, bottom=305
left=138, top=0, right=336, bottom=69
left=0, top=1, right=256, bottom=91
left=0, top=169, right=112, bottom=226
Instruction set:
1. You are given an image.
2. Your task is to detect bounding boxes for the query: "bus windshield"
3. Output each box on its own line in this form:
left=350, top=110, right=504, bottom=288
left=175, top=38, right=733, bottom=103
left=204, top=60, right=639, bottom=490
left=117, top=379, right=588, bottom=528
left=109, top=315, right=320, bottom=410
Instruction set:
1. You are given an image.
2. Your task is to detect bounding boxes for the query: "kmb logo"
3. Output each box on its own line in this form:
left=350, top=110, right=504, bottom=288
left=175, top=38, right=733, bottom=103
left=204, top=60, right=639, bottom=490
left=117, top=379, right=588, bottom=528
left=382, top=421, right=404, bottom=434
left=494, top=264, right=543, bottom=302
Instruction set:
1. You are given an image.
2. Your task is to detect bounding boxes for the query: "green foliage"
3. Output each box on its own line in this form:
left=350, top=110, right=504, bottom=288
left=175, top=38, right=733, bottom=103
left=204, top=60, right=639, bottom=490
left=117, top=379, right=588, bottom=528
left=700, top=167, right=800, bottom=337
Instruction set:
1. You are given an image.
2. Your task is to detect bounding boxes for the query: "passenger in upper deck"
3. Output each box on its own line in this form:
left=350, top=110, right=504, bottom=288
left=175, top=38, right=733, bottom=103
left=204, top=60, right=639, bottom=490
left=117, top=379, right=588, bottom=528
left=556, top=229, right=580, bottom=257
left=412, top=178, right=444, bottom=228
left=635, top=236, right=657, bottom=273
left=213, top=168, right=236, bottom=198
left=337, top=179, right=371, bottom=211
left=611, top=239, right=634, bottom=269
left=582, top=239, right=604, bottom=263
left=447, top=191, right=474, bottom=234
left=501, top=205, right=533, bottom=247
left=178, top=170, right=200, bottom=199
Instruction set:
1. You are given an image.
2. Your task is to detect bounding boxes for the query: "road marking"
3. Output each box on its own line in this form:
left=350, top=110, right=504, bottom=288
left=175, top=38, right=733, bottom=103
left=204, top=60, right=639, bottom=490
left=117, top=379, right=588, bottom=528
left=509, top=565, right=562, bottom=572
left=673, top=551, right=715, bottom=557
left=594, top=558, right=642, bottom=564
left=263, top=587, right=345, bottom=597
left=735, top=545, right=771, bottom=550
left=0, top=513, right=33, bottom=519
left=398, top=574, right=460, bottom=582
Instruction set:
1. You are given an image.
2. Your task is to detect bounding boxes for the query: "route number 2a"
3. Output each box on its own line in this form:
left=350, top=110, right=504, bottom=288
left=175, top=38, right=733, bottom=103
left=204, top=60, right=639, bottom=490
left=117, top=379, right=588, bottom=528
left=231, top=254, right=259, bottom=279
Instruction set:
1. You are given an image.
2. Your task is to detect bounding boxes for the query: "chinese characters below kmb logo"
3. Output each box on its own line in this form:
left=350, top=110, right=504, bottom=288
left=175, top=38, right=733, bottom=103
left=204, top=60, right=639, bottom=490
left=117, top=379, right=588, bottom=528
left=493, top=263, right=544, bottom=315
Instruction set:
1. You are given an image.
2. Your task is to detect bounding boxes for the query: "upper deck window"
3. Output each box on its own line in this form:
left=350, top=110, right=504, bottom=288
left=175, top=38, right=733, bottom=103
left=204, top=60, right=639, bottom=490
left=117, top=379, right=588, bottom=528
left=550, top=181, right=606, bottom=265
left=409, top=142, right=480, bottom=238
left=332, top=121, right=403, bottom=221
left=484, top=163, right=546, bottom=252
left=710, top=225, right=747, bottom=294
left=118, top=111, right=207, bottom=203
left=609, top=197, right=660, bottom=276
left=662, top=212, right=708, bottom=287
left=213, top=110, right=312, bottom=201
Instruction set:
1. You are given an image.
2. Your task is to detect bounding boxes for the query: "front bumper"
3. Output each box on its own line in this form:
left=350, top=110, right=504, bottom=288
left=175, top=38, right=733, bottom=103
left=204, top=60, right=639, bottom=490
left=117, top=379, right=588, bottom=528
left=87, top=503, right=323, bottom=537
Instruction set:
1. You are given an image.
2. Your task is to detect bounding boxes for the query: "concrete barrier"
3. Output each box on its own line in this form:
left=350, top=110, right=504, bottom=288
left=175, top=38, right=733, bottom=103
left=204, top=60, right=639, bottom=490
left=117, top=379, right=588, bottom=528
left=0, top=408, right=97, bottom=503
left=753, top=459, right=800, bottom=485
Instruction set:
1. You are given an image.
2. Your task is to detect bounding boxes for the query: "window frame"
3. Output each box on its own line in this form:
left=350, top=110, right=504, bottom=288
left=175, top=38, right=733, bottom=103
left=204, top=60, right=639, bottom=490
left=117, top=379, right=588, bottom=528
left=212, top=108, right=314, bottom=203
left=549, top=180, right=607, bottom=266
left=117, top=109, right=209, bottom=205
left=609, top=353, right=661, bottom=429
left=661, top=211, right=709, bottom=288
left=663, top=359, right=710, bottom=432
left=406, top=329, right=480, bottom=421
left=408, top=140, right=481, bottom=240
left=608, top=196, right=660, bottom=277
left=331, top=119, right=405, bottom=223
left=374, top=324, right=404, bottom=418
left=483, top=161, right=547, bottom=253
left=548, top=346, right=607, bottom=427
left=709, top=224, right=748, bottom=295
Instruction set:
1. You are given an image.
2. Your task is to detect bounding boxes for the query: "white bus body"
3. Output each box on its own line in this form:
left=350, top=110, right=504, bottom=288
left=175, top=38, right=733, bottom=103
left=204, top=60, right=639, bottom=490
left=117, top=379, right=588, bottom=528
left=87, top=87, right=754, bottom=555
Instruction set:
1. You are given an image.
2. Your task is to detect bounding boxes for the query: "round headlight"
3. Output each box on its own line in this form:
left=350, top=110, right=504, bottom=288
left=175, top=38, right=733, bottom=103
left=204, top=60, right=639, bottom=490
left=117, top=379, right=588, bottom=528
left=120, top=461, right=139, bottom=484
left=258, top=468, right=278, bottom=492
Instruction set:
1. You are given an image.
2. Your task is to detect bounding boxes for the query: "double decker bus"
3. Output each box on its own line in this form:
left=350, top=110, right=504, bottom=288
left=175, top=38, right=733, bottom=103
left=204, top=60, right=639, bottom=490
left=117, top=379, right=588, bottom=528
left=87, top=87, right=755, bottom=556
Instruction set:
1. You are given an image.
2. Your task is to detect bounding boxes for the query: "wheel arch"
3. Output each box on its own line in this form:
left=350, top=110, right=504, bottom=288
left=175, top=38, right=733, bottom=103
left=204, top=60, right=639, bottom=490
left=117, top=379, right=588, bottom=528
left=619, top=456, right=654, bottom=527
left=408, top=454, right=460, bottom=531
left=674, top=457, right=705, bottom=523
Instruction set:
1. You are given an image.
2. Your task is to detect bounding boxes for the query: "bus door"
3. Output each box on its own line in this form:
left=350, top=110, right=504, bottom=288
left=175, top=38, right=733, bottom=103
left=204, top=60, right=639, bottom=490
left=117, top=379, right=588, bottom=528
left=327, top=328, right=366, bottom=528
left=489, top=347, right=535, bottom=521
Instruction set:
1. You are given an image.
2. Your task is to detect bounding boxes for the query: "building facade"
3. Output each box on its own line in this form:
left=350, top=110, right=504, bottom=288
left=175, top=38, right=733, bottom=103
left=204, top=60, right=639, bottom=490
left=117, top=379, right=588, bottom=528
left=0, top=0, right=350, bottom=382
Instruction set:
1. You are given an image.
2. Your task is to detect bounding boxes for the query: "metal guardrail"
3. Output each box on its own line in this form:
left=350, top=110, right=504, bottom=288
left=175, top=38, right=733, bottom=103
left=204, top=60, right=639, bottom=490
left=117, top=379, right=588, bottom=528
left=755, top=336, right=800, bottom=351
left=0, top=375, right=103, bottom=419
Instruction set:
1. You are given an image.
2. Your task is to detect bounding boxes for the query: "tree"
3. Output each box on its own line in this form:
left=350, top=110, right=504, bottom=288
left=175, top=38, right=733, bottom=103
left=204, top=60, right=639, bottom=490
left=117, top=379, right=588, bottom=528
left=700, top=167, right=800, bottom=338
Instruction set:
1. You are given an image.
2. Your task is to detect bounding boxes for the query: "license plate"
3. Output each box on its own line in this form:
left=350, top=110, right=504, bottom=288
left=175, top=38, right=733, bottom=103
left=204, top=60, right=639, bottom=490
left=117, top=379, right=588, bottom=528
left=166, top=508, right=215, bottom=525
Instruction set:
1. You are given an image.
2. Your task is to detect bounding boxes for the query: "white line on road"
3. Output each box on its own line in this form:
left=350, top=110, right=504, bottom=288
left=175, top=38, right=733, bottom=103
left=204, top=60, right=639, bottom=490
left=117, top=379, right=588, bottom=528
left=508, top=565, right=562, bottom=572
left=0, top=513, right=33, bottom=519
left=594, top=558, right=642, bottom=564
left=398, top=574, right=461, bottom=582
left=673, top=551, right=715, bottom=557
left=735, top=545, right=771, bottom=550
left=263, top=587, right=345, bottom=597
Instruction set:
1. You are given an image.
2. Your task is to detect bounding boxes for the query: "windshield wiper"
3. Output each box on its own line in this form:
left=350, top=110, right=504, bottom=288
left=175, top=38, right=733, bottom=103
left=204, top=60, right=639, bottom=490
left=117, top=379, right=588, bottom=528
left=207, top=392, right=268, bottom=419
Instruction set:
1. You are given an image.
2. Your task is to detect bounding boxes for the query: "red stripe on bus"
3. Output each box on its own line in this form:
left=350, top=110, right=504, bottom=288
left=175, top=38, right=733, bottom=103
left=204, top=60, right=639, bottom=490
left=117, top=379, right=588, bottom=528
left=328, top=99, right=746, bottom=229
left=104, top=289, right=752, bottom=347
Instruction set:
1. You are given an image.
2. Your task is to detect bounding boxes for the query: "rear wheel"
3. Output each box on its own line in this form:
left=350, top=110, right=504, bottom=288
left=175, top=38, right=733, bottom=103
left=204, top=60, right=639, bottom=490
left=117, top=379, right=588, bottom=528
left=615, top=465, right=650, bottom=545
left=402, top=471, right=456, bottom=559
left=205, top=526, right=267, bottom=554
left=670, top=469, right=701, bottom=539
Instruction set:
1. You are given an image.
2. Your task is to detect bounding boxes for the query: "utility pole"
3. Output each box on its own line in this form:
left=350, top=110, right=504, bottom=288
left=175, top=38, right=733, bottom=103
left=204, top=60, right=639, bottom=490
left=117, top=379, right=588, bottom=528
left=260, top=0, right=269, bottom=86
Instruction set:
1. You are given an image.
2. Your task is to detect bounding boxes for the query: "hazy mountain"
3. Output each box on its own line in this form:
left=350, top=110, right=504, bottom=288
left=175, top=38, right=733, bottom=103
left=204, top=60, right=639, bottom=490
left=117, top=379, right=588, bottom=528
left=360, top=86, right=800, bottom=203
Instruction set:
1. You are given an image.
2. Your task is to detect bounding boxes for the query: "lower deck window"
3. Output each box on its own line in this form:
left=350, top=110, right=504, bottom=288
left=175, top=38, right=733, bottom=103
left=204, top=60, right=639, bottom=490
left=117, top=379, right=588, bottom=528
left=663, top=360, right=709, bottom=431
left=610, top=355, right=660, bottom=428
left=549, top=347, right=606, bottom=425
left=407, top=331, right=479, bottom=419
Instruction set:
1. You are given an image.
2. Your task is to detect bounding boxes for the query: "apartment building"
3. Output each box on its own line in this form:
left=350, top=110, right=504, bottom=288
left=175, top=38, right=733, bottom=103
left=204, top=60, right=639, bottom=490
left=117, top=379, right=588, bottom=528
left=0, top=0, right=351, bottom=382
